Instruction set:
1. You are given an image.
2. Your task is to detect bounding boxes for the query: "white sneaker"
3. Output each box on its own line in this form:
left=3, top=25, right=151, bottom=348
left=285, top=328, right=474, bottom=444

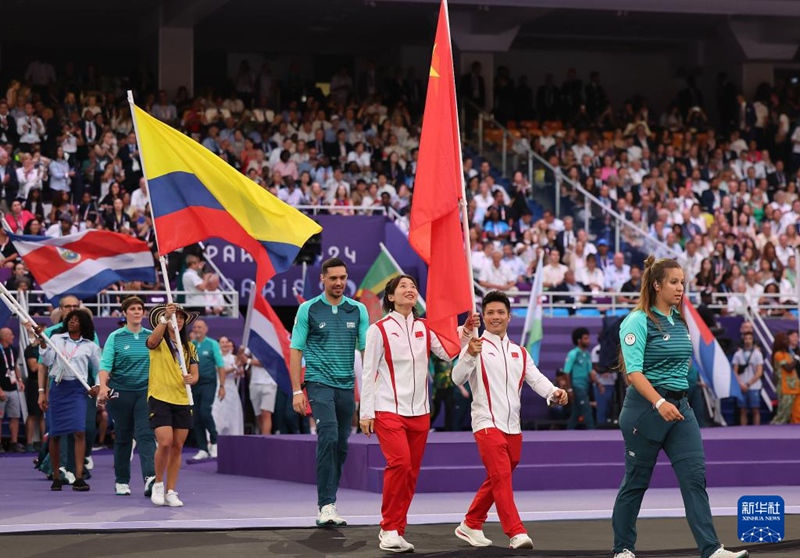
left=115, top=483, right=131, bottom=496
left=85, top=456, right=94, bottom=471
left=209, top=443, right=218, bottom=458
left=190, top=450, right=210, bottom=461
left=144, top=476, right=155, bottom=497
left=455, top=521, right=492, bottom=547
left=614, top=550, right=636, bottom=558
left=509, top=533, right=534, bottom=549
left=150, top=481, right=165, bottom=506
left=379, top=529, right=415, bottom=553
left=709, top=546, right=748, bottom=558
left=59, top=467, right=76, bottom=485
left=165, top=490, right=184, bottom=507
left=316, top=503, right=347, bottom=526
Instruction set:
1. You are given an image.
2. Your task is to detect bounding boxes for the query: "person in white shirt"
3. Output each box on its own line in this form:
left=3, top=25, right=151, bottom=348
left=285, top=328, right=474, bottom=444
left=743, top=268, right=765, bottom=310
left=451, top=290, right=567, bottom=550
left=479, top=251, right=517, bottom=292
left=604, top=252, right=631, bottom=292
left=16, top=103, right=45, bottom=149
left=541, top=249, right=568, bottom=289
left=360, top=275, right=476, bottom=554
left=182, top=255, right=211, bottom=313
left=130, top=178, right=149, bottom=217
left=732, top=331, right=764, bottom=426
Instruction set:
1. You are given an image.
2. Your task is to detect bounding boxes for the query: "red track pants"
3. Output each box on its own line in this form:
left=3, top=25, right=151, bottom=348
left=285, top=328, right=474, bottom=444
left=374, top=412, right=430, bottom=534
left=465, top=427, right=526, bottom=538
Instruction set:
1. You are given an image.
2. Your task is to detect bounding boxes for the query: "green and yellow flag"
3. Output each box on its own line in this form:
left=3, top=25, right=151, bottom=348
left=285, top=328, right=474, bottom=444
left=356, top=245, right=426, bottom=323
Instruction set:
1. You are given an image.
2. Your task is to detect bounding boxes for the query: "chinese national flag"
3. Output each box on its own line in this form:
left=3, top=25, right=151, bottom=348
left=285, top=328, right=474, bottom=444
left=409, top=0, right=472, bottom=357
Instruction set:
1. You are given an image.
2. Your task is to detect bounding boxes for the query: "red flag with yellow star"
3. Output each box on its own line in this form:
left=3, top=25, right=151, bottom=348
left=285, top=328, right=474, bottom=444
left=409, top=0, right=472, bottom=357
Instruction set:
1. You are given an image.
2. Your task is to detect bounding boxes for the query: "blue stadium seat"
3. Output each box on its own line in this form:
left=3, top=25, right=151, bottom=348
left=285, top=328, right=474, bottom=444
left=575, top=308, right=602, bottom=317
left=547, top=308, right=570, bottom=317
left=511, top=308, right=528, bottom=318
left=608, top=308, right=630, bottom=317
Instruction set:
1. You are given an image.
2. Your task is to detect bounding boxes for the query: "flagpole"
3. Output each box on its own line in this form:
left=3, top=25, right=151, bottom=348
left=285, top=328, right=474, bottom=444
left=242, top=286, right=257, bottom=348
left=520, top=251, right=544, bottom=346
left=442, top=0, right=476, bottom=311
left=378, top=242, right=427, bottom=310
left=127, top=90, right=193, bottom=406
left=0, top=286, right=91, bottom=393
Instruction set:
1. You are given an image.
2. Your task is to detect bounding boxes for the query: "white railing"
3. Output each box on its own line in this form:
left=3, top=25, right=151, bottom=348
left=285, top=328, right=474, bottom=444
left=16, top=289, right=240, bottom=318
left=291, top=204, right=389, bottom=216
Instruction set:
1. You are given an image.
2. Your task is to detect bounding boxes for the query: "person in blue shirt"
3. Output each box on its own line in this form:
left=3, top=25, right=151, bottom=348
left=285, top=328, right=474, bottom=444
left=189, top=319, right=225, bottom=461
left=290, top=257, right=368, bottom=527
left=563, top=326, right=603, bottom=429
left=612, top=256, right=748, bottom=558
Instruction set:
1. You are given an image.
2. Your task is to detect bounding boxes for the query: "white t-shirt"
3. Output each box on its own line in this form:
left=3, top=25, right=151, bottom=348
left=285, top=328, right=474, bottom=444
left=182, top=269, right=205, bottom=307
left=732, top=347, right=764, bottom=391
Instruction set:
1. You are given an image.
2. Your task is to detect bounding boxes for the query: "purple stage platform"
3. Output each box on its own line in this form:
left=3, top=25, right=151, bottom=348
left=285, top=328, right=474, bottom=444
left=218, top=426, right=800, bottom=494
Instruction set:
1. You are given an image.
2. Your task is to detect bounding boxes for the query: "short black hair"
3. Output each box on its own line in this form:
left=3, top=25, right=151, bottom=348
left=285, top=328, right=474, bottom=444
left=322, top=257, right=348, bottom=275
left=572, top=327, right=590, bottom=346
left=482, top=290, right=510, bottom=312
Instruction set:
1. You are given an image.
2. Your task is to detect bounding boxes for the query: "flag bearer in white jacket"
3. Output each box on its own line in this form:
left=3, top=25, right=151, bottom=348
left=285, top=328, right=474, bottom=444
left=359, top=274, right=477, bottom=553
left=452, top=290, right=568, bottom=550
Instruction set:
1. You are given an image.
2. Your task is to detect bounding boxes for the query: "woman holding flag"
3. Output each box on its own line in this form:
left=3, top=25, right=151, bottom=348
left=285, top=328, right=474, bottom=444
left=612, top=255, right=747, bottom=558
left=359, top=275, right=477, bottom=553
left=34, top=309, right=101, bottom=492
left=146, top=303, right=199, bottom=507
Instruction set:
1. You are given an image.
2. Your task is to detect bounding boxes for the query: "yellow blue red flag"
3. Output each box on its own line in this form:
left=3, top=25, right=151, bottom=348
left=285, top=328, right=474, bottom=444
left=130, top=104, right=322, bottom=290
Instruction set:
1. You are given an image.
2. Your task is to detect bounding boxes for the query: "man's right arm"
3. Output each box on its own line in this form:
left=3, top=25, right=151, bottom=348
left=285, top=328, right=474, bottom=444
left=289, top=303, right=310, bottom=414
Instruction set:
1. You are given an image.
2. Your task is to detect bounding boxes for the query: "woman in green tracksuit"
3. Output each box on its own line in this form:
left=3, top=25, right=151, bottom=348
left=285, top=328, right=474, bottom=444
left=612, top=256, right=749, bottom=558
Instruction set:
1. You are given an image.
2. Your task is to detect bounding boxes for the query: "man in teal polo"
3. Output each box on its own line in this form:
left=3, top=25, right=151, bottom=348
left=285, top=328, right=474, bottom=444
left=97, top=296, right=155, bottom=497
left=564, top=327, right=603, bottom=429
left=190, top=319, right=225, bottom=460
left=290, top=257, right=369, bottom=526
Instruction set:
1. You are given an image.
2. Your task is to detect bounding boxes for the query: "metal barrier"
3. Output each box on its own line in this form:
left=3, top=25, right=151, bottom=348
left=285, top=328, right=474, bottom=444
left=16, top=289, right=240, bottom=318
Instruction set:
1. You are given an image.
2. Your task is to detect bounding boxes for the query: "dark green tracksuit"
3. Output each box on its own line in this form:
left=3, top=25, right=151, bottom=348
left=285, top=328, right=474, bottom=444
left=613, top=307, right=723, bottom=558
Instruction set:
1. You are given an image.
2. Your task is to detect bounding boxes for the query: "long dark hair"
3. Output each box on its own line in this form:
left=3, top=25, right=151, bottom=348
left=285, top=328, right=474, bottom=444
left=382, top=274, right=420, bottom=317
left=62, top=309, right=95, bottom=341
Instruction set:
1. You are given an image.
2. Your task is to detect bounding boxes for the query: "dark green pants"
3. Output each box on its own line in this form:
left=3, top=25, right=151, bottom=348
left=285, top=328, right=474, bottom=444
left=191, top=382, right=218, bottom=452
left=612, top=386, right=721, bottom=558
left=306, top=382, right=354, bottom=509
left=567, top=385, right=595, bottom=429
left=109, top=389, right=155, bottom=484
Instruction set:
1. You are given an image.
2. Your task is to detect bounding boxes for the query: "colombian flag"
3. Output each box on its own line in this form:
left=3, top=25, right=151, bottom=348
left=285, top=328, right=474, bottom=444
left=130, top=104, right=322, bottom=290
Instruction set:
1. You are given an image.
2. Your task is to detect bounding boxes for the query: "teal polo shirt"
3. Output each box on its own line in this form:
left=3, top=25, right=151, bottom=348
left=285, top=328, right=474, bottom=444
left=191, top=337, right=225, bottom=385
left=619, top=306, right=692, bottom=391
left=99, top=326, right=152, bottom=391
left=564, top=346, right=593, bottom=390
left=291, top=294, right=368, bottom=389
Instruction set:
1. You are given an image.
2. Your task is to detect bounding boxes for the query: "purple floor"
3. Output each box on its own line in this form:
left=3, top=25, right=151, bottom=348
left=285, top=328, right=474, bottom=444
left=219, top=425, right=800, bottom=493
left=3, top=447, right=800, bottom=535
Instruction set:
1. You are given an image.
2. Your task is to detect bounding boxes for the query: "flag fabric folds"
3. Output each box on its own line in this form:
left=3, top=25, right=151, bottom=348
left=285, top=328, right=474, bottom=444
left=130, top=104, right=322, bottom=291
left=9, top=230, right=155, bottom=302
left=683, top=298, right=741, bottom=400
left=247, top=292, right=293, bottom=395
left=408, top=0, right=472, bottom=357
left=521, top=252, right=544, bottom=365
left=355, top=246, right=426, bottom=324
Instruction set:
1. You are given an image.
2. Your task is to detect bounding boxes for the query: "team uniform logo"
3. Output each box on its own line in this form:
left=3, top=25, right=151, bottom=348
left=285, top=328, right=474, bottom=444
left=624, top=333, right=636, bottom=346
left=57, top=248, right=81, bottom=264
left=663, top=334, right=671, bottom=341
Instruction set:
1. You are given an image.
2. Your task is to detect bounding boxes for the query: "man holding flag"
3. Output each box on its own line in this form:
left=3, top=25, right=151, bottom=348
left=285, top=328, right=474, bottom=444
left=290, top=257, right=368, bottom=526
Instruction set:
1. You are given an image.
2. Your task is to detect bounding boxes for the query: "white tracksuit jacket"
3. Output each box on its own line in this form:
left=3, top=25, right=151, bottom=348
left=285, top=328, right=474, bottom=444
left=452, top=330, right=557, bottom=434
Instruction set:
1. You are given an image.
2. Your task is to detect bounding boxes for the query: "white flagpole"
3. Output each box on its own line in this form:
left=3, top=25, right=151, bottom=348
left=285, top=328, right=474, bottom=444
left=442, top=0, right=476, bottom=311
left=378, top=242, right=427, bottom=311
left=127, top=90, right=193, bottom=406
left=521, top=251, right=544, bottom=346
left=0, top=286, right=91, bottom=392
left=241, top=286, right=257, bottom=348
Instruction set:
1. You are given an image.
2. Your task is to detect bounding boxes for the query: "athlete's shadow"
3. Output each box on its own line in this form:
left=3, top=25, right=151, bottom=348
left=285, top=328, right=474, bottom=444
left=268, top=527, right=368, bottom=556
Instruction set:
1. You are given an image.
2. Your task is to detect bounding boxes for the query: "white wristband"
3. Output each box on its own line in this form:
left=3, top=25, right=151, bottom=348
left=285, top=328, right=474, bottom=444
left=292, top=390, right=303, bottom=396
left=655, top=397, right=666, bottom=409
left=159, top=316, right=168, bottom=325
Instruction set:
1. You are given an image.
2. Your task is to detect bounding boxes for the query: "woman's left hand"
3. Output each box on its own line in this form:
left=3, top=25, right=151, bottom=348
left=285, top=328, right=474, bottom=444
left=360, top=418, right=374, bottom=437
left=218, top=385, right=226, bottom=401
